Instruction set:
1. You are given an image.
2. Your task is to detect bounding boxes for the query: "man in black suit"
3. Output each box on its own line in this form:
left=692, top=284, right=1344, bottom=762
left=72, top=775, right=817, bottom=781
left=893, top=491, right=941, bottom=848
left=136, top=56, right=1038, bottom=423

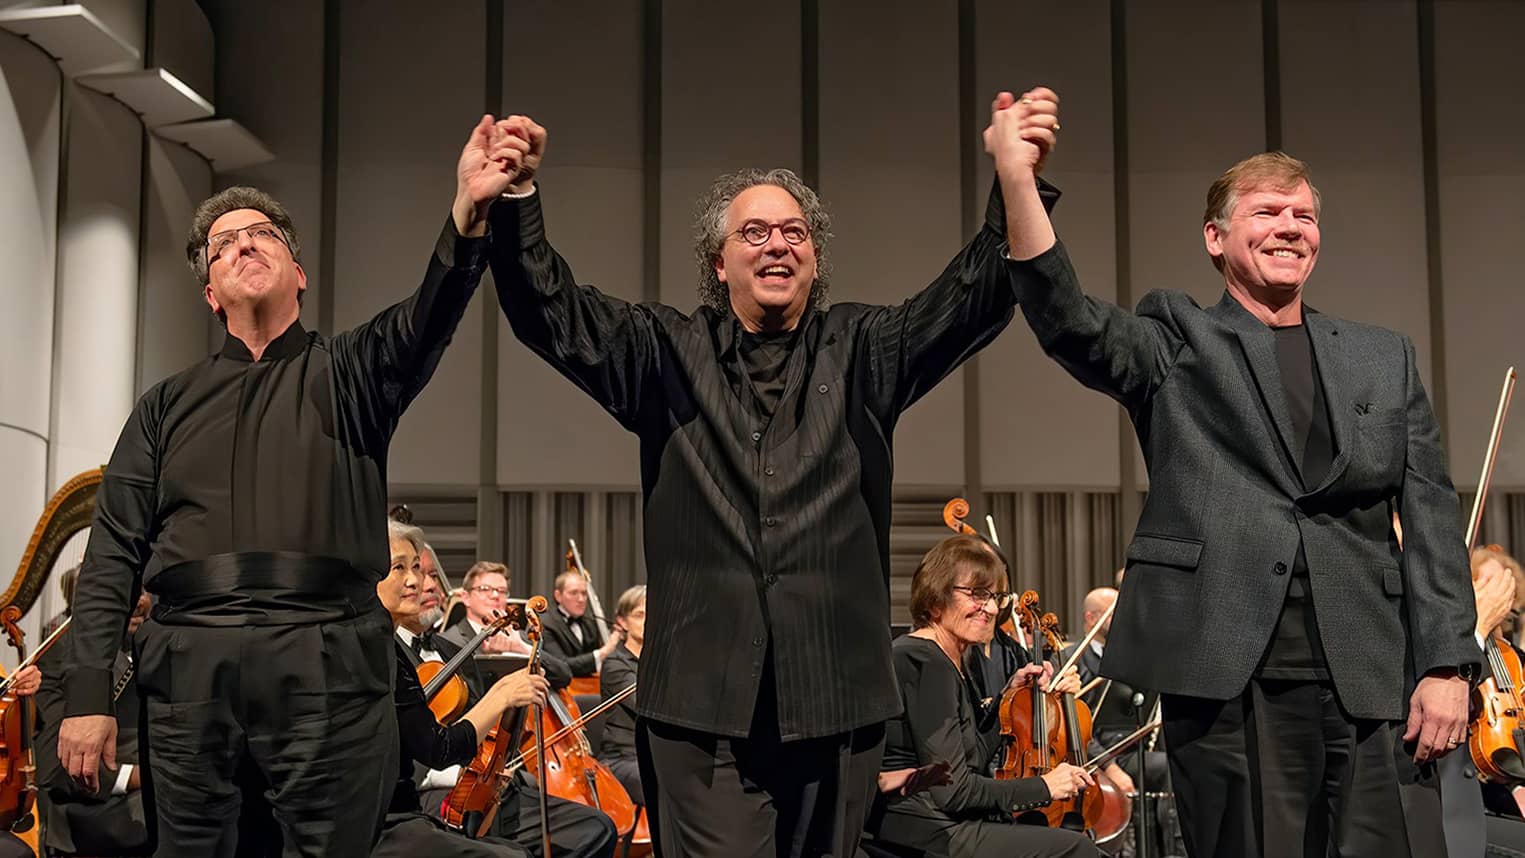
left=542, top=571, right=622, bottom=678
left=35, top=591, right=152, bottom=856
left=1009, top=144, right=1479, bottom=857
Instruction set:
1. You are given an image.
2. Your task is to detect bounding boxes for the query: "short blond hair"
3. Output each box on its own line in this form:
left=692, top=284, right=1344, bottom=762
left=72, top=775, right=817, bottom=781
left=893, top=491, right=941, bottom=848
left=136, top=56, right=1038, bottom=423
left=1204, top=152, right=1322, bottom=272
left=463, top=560, right=510, bottom=591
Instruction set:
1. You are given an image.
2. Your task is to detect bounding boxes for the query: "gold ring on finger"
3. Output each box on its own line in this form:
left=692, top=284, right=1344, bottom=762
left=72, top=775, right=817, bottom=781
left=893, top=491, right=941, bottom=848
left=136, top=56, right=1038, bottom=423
left=1053, top=122, right=1061, bottom=131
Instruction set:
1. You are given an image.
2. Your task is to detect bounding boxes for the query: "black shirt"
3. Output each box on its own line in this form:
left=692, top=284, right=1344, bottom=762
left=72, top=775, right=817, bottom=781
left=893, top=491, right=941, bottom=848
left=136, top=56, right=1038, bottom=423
left=1257, top=322, right=1333, bottom=681
left=881, top=636, right=1050, bottom=821
left=66, top=219, right=488, bottom=716
left=598, top=643, right=639, bottom=763
left=490, top=180, right=1059, bottom=739
left=390, top=640, right=480, bottom=815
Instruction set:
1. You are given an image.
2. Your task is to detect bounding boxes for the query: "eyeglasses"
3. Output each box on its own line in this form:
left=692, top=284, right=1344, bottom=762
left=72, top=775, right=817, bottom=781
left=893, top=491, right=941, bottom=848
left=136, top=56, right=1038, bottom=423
left=206, top=221, right=289, bottom=264
left=470, top=585, right=509, bottom=597
left=951, top=586, right=1014, bottom=610
left=732, top=219, right=810, bottom=247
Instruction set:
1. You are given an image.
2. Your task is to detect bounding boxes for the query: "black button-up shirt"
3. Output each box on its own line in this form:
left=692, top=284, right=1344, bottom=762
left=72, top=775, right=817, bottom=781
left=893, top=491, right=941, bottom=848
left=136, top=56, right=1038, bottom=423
left=490, top=181, right=1058, bottom=739
left=66, top=219, right=488, bottom=716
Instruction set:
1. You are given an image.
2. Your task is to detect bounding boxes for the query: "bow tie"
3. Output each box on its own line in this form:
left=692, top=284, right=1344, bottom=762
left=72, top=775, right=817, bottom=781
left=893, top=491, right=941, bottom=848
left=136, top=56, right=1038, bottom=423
left=410, top=631, right=436, bottom=657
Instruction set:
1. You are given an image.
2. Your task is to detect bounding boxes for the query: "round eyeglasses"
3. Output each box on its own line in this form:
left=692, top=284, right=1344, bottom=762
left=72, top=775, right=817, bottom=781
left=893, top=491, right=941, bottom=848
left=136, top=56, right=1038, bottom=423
left=732, top=219, right=810, bottom=247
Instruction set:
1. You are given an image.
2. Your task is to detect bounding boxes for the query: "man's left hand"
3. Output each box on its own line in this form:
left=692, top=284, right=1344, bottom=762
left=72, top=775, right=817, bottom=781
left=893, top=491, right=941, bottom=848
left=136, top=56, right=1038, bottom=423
left=452, top=114, right=531, bottom=236
left=1404, top=671, right=1469, bottom=763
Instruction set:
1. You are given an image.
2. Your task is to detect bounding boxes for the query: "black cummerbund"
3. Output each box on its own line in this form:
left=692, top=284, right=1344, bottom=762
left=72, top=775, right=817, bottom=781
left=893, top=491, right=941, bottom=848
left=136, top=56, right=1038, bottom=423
left=147, top=551, right=379, bottom=627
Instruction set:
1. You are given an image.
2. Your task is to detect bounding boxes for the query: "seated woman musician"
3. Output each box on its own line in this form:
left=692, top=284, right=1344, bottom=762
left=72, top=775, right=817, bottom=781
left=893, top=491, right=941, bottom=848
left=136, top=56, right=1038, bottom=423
left=870, top=534, right=1100, bottom=858
left=374, top=519, right=615, bottom=858
left=597, top=584, right=645, bottom=805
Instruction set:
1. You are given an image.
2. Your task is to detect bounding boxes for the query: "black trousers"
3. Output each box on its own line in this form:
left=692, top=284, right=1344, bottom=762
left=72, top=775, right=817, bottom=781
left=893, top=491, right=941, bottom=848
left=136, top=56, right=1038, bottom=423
left=638, top=717, right=885, bottom=858
left=135, top=611, right=399, bottom=856
left=372, top=813, right=526, bottom=858
left=417, top=777, right=617, bottom=858
left=1160, top=679, right=1408, bottom=858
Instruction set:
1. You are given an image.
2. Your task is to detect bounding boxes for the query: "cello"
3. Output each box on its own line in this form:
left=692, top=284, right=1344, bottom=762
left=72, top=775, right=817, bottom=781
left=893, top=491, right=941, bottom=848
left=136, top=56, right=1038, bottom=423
left=1464, top=368, right=1525, bottom=782
left=443, top=596, right=552, bottom=852
left=564, top=540, right=614, bottom=697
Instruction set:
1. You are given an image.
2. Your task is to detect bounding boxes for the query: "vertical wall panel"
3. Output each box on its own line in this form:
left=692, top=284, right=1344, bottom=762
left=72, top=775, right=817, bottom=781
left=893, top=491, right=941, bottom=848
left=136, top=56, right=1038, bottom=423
left=334, top=0, right=485, bottom=486
left=0, top=34, right=60, bottom=613
left=496, top=0, right=642, bottom=488
left=659, top=0, right=801, bottom=309
left=1280, top=1, right=1431, bottom=384
left=1435, top=1, right=1525, bottom=487
left=212, top=0, right=325, bottom=333
left=1127, top=0, right=1264, bottom=485
left=138, top=138, right=213, bottom=391
left=976, top=0, right=1119, bottom=489
left=51, top=85, right=142, bottom=490
left=818, top=0, right=963, bottom=487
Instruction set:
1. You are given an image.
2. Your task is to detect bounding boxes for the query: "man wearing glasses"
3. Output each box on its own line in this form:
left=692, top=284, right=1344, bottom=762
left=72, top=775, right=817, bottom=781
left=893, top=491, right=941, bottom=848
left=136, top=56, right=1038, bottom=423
left=442, top=561, right=531, bottom=656
left=58, top=115, right=528, bottom=855
left=483, top=89, right=1061, bottom=858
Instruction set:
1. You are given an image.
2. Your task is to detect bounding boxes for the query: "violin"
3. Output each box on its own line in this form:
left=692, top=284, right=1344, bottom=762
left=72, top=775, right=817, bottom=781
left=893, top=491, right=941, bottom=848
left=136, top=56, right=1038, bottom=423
left=443, top=596, right=552, bottom=853
left=0, top=606, right=38, bottom=834
left=1462, top=368, right=1525, bottom=782
left=517, top=689, right=651, bottom=856
left=417, top=611, right=522, bottom=724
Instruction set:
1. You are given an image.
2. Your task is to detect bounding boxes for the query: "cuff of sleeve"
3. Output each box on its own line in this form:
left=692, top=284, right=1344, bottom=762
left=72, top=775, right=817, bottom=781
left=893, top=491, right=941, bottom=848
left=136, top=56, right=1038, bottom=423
left=984, top=175, right=1062, bottom=233
left=435, top=215, right=490, bottom=271
left=63, top=667, right=114, bottom=718
left=111, top=764, right=133, bottom=796
left=1003, top=236, right=1071, bottom=276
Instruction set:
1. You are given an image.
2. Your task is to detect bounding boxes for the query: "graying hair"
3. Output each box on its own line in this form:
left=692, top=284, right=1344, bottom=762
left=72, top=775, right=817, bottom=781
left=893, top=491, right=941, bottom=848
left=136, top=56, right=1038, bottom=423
left=185, top=186, right=301, bottom=285
left=387, top=519, right=426, bottom=554
left=693, top=168, right=832, bottom=313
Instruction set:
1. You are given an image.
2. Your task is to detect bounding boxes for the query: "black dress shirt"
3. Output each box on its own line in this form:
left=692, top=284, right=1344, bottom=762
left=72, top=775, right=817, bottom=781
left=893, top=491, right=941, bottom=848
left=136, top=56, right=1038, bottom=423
left=66, top=219, right=488, bottom=716
left=489, top=181, right=1058, bottom=740
left=597, top=643, right=640, bottom=763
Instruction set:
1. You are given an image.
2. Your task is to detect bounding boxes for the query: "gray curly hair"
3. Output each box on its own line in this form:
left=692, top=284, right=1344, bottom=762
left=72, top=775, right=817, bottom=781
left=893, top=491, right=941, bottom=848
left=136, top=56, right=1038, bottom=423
left=693, top=168, right=832, bottom=313
left=185, top=186, right=301, bottom=286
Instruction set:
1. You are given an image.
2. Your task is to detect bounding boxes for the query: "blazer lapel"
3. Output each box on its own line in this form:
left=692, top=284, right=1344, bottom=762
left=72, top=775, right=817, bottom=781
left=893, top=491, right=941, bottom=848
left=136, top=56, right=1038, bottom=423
left=1214, top=293, right=1302, bottom=488
left=1303, top=310, right=1353, bottom=494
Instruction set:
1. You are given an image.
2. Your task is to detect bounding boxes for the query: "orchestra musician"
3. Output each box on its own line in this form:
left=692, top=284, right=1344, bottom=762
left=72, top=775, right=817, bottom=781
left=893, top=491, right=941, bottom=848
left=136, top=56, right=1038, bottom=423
left=597, top=585, right=646, bottom=806
left=542, top=572, right=622, bottom=678
left=375, top=519, right=616, bottom=858
left=870, top=534, right=1099, bottom=858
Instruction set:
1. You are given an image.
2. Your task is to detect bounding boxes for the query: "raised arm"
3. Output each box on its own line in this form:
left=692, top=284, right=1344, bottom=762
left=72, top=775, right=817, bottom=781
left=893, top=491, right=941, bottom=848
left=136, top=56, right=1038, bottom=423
left=331, top=116, right=523, bottom=431
left=486, top=116, right=660, bottom=430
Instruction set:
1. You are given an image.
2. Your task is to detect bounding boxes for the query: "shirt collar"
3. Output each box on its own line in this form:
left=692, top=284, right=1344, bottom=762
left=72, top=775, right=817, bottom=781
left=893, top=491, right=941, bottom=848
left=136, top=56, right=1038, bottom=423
left=1089, top=639, right=1105, bottom=659
left=395, top=627, right=419, bottom=646
left=219, top=319, right=309, bottom=362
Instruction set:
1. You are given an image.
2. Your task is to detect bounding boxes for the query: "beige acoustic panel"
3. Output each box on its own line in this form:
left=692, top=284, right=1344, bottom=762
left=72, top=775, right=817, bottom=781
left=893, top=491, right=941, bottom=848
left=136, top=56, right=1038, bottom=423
left=138, top=137, right=213, bottom=392
left=1126, top=0, right=1265, bottom=486
left=51, top=85, right=142, bottom=491
left=1280, top=0, right=1431, bottom=386
left=0, top=35, right=60, bottom=441
left=212, top=0, right=324, bottom=333
left=818, top=0, right=964, bottom=487
left=658, top=0, right=801, bottom=307
left=975, top=0, right=1121, bottom=489
left=496, top=0, right=643, bottom=487
left=333, top=0, right=486, bottom=486
left=1434, top=1, right=1525, bottom=488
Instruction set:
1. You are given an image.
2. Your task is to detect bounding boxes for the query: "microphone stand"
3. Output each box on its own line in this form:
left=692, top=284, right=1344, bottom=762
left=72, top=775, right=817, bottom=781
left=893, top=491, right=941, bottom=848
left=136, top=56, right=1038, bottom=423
left=1133, top=691, right=1151, bottom=858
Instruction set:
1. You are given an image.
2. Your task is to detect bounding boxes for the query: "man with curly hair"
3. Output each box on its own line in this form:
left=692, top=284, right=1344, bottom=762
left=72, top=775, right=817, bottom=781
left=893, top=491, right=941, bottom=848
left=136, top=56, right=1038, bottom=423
left=58, top=115, right=530, bottom=856
left=484, top=89, right=1061, bottom=858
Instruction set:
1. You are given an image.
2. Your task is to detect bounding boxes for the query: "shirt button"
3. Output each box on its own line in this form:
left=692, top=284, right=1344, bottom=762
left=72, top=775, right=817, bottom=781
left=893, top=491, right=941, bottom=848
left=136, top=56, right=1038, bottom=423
left=818, top=384, right=829, bottom=394
left=753, top=636, right=765, bottom=647
left=765, top=516, right=777, bottom=527
left=1273, top=561, right=1288, bottom=575
left=752, top=431, right=762, bottom=442
left=764, top=466, right=775, bottom=476
left=766, top=573, right=779, bottom=586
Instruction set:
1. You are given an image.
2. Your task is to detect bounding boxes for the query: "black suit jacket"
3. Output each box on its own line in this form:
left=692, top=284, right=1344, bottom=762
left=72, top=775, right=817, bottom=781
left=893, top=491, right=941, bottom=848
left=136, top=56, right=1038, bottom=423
left=540, top=608, right=602, bottom=677
left=35, top=631, right=149, bottom=854
left=1016, top=242, right=1479, bottom=720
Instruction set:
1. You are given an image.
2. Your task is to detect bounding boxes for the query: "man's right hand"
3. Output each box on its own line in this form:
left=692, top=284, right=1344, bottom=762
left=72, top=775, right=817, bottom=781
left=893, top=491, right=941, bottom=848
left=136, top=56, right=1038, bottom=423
left=59, top=715, right=117, bottom=793
left=495, top=115, right=547, bottom=194
left=1040, top=762, right=1095, bottom=801
left=491, top=670, right=550, bottom=711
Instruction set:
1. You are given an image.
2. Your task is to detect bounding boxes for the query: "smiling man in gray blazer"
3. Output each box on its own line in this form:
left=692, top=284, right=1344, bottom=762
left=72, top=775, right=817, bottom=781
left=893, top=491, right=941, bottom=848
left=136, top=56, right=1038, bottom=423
left=1002, top=147, right=1479, bottom=858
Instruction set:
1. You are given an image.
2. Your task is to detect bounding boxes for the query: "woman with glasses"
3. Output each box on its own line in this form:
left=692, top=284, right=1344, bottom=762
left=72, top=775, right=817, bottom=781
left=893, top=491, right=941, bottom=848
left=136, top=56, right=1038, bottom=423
left=869, top=534, right=1100, bottom=858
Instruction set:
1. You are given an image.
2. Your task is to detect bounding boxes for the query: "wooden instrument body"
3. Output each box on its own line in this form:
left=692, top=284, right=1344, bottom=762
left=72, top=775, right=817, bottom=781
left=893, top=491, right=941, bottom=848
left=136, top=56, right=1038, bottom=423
left=1470, top=638, right=1525, bottom=782
left=415, top=661, right=470, bottom=724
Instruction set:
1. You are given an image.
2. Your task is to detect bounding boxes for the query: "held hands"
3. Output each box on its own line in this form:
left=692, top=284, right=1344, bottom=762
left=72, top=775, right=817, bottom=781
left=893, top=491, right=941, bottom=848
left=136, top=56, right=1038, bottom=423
left=983, top=87, right=1060, bottom=178
left=59, top=714, right=118, bottom=793
left=1404, top=670, right=1470, bottom=763
left=1041, top=762, right=1095, bottom=801
left=490, top=669, right=550, bottom=711
left=493, top=115, right=547, bottom=195
left=452, top=114, right=536, bottom=237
